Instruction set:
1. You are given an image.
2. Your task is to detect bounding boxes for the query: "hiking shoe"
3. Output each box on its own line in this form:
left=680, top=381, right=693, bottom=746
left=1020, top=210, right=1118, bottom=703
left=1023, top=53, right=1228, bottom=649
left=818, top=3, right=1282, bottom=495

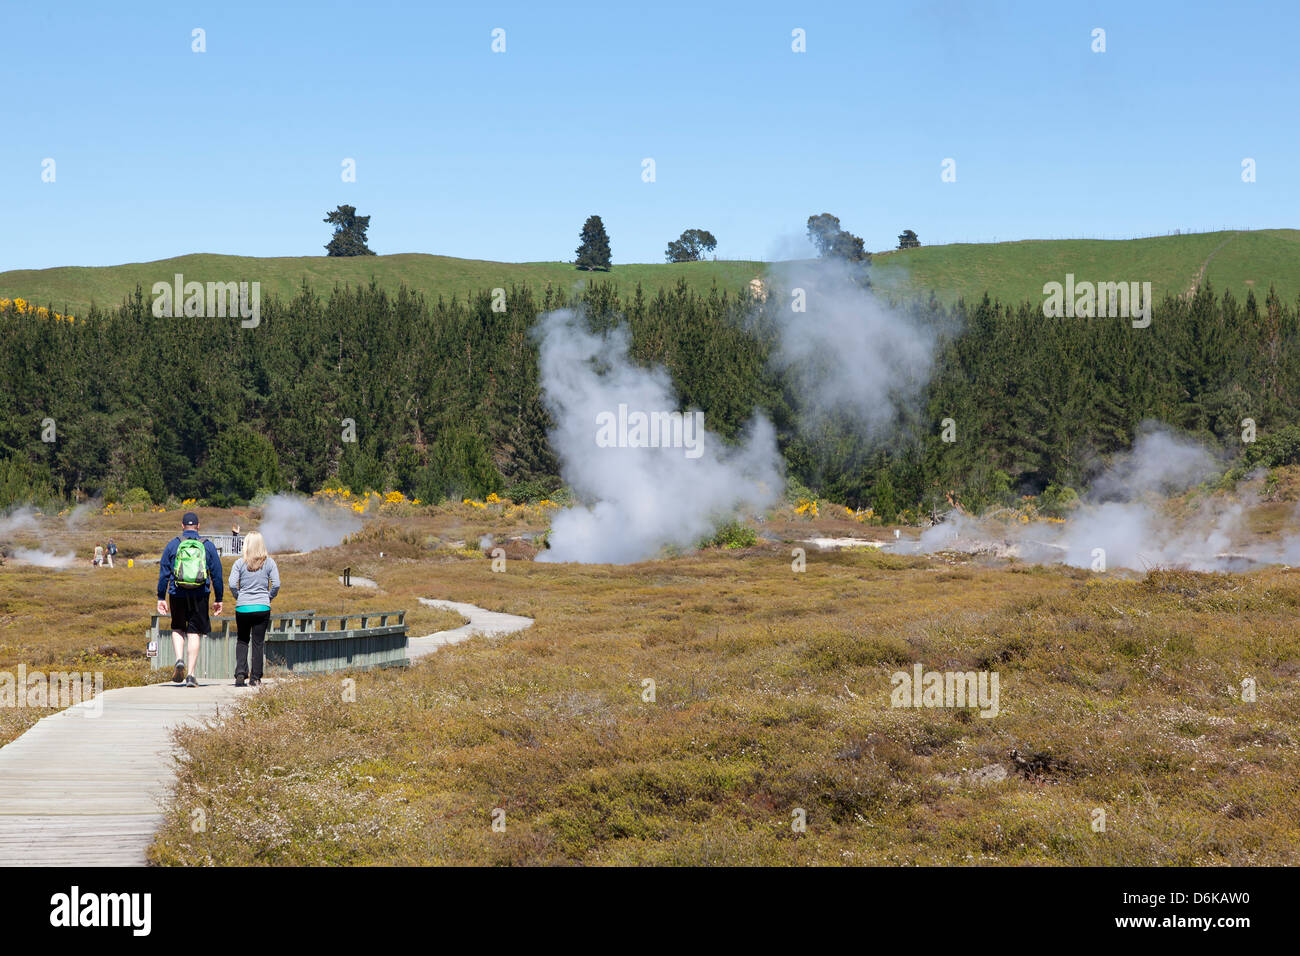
left=185, top=675, right=198, bottom=688
left=172, top=659, right=185, bottom=683
left=248, top=678, right=261, bottom=687
left=234, top=678, right=247, bottom=687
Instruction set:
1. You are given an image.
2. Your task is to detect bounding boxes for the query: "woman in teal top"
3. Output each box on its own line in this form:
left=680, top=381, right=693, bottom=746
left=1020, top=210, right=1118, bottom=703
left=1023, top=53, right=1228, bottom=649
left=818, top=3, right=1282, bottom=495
left=228, top=531, right=280, bottom=687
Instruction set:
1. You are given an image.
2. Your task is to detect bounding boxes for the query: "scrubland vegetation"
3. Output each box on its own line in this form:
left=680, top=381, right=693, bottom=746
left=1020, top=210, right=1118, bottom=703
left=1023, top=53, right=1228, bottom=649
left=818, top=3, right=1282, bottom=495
left=143, top=539, right=1300, bottom=866
left=2, top=489, right=1297, bottom=865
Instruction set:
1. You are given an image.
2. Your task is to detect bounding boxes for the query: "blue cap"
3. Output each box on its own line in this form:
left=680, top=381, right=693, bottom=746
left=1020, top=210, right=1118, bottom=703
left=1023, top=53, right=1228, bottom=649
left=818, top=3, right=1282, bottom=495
left=182, top=511, right=199, bottom=526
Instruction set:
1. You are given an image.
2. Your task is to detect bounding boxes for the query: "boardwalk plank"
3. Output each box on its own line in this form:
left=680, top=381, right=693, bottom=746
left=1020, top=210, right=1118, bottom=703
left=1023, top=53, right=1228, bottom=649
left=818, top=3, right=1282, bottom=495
left=0, top=599, right=533, bottom=866
left=0, top=681, right=242, bottom=865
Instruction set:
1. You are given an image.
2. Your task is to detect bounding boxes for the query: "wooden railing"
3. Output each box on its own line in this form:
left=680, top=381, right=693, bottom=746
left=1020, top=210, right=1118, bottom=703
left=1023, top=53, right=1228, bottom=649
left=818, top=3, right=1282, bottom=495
left=147, top=609, right=409, bottom=679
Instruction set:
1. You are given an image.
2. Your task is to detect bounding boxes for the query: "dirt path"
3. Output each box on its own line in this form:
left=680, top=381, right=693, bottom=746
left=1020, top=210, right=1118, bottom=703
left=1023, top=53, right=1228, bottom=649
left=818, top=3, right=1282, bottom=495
left=409, top=598, right=533, bottom=659
left=1184, top=234, right=1238, bottom=299
left=338, top=573, right=379, bottom=588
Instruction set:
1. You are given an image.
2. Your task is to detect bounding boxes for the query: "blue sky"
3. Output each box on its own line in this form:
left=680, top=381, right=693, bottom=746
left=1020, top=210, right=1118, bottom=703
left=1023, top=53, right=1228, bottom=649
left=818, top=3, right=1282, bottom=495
left=4, top=0, right=1296, bottom=268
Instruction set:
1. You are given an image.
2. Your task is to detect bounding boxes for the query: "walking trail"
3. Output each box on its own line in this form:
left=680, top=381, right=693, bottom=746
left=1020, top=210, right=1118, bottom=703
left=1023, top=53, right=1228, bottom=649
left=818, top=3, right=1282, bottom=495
left=0, top=595, right=533, bottom=866
left=1183, top=234, right=1238, bottom=299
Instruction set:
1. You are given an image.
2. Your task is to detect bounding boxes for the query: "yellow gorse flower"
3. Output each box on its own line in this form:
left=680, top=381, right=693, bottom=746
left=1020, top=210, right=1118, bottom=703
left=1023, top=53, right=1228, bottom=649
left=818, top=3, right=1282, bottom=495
left=794, top=498, right=820, bottom=518
left=0, top=296, right=75, bottom=322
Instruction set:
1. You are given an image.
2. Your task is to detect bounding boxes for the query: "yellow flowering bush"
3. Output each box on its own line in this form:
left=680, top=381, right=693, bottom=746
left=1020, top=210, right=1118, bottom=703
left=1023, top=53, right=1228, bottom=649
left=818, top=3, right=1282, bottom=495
left=0, top=297, right=75, bottom=322
left=504, top=502, right=550, bottom=521
left=378, top=490, right=420, bottom=515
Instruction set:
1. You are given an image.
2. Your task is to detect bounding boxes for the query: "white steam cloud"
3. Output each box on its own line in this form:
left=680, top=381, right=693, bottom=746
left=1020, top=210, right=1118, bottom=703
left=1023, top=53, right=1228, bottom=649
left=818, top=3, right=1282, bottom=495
left=1, top=505, right=78, bottom=568
left=535, top=309, right=783, bottom=564
left=1088, top=427, right=1218, bottom=501
left=0, top=506, right=38, bottom=537
left=258, top=495, right=360, bottom=553
left=11, top=547, right=77, bottom=568
left=905, top=424, right=1299, bottom=571
left=766, top=257, right=942, bottom=438
left=65, top=501, right=96, bottom=527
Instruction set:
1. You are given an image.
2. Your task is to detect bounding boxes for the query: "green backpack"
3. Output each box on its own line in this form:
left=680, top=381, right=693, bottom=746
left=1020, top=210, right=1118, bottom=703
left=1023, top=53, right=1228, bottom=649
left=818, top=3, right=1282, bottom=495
left=172, top=538, right=208, bottom=589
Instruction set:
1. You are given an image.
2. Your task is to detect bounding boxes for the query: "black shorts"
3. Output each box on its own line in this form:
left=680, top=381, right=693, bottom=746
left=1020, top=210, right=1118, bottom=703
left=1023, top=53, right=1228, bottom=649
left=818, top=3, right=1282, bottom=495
left=168, top=590, right=211, bottom=635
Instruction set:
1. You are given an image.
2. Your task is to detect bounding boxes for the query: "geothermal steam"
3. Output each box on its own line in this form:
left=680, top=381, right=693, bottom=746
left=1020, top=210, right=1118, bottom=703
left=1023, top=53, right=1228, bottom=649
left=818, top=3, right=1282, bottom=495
left=258, top=495, right=360, bottom=553
left=1, top=505, right=78, bottom=568
left=0, top=506, right=38, bottom=537
left=766, top=257, right=943, bottom=438
left=533, top=257, right=951, bottom=563
left=908, top=424, right=1299, bottom=571
left=11, top=547, right=77, bottom=568
left=535, top=309, right=783, bottom=564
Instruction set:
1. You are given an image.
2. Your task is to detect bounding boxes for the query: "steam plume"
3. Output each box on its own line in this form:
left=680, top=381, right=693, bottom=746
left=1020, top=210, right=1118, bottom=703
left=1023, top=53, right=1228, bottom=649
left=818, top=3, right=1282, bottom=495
left=534, top=309, right=783, bottom=564
left=258, top=495, right=360, bottom=553
left=1, top=505, right=78, bottom=568
left=11, top=547, right=77, bottom=568
left=764, top=256, right=944, bottom=440
left=905, top=424, right=1300, bottom=571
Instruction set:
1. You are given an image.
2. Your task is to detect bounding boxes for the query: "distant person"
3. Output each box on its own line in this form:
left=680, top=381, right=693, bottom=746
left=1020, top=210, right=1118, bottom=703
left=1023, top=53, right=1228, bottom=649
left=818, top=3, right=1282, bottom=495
left=230, top=523, right=243, bottom=555
left=106, top=538, right=117, bottom=568
left=93, top=544, right=104, bottom=567
left=228, top=531, right=279, bottom=688
left=156, top=512, right=224, bottom=688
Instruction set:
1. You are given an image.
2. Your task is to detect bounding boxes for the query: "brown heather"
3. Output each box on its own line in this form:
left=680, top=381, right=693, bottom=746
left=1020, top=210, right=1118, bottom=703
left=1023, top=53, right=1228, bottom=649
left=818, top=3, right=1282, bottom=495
left=3, top=506, right=1298, bottom=864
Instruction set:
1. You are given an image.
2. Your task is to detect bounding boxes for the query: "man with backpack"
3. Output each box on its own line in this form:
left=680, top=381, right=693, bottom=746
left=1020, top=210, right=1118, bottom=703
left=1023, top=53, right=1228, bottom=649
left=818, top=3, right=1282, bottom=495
left=156, top=512, right=224, bottom=687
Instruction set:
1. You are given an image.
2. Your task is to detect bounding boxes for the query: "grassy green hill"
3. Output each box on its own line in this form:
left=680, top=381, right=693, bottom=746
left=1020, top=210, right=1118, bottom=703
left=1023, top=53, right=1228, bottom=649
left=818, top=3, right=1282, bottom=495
left=870, top=228, right=1300, bottom=307
left=3, top=228, right=1299, bottom=318
left=0, top=254, right=767, bottom=318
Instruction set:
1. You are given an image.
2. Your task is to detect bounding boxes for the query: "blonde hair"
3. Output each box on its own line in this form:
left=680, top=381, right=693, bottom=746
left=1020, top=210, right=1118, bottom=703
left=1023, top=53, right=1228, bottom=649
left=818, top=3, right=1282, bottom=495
left=242, top=531, right=269, bottom=571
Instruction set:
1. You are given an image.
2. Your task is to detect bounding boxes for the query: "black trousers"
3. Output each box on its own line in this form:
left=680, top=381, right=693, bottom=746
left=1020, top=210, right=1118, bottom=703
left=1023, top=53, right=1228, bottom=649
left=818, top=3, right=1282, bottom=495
left=234, top=609, right=271, bottom=681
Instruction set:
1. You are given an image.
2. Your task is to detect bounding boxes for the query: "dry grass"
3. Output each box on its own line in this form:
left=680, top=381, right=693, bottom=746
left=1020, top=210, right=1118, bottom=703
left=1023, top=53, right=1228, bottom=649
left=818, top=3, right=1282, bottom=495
left=5, top=505, right=1299, bottom=865
left=142, top=541, right=1300, bottom=866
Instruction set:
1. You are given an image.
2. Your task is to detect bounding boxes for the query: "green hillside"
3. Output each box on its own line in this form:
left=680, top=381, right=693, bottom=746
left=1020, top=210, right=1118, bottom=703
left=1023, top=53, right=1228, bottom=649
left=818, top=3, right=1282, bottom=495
left=871, top=228, right=1300, bottom=307
left=3, top=229, right=1299, bottom=317
left=0, top=254, right=767, bottom=318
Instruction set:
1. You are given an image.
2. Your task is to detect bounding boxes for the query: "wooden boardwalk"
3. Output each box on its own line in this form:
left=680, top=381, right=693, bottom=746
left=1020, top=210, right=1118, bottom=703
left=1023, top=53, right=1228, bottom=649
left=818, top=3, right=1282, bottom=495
left=0, top=598, right=533, bottom=866
left=0, top=681, right=242, bottom=866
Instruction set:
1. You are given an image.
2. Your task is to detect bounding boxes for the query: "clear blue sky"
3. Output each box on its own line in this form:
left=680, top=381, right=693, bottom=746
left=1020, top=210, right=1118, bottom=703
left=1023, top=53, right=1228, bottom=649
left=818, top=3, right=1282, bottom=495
left=4, top=0, right=1296, bottom=268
